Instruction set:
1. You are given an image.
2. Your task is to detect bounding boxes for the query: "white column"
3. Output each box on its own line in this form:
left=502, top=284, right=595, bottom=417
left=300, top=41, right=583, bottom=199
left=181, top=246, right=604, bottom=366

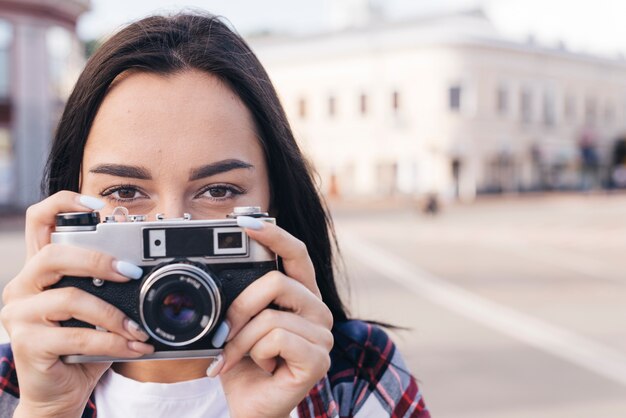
left=13, top=20, right=51, bottom=207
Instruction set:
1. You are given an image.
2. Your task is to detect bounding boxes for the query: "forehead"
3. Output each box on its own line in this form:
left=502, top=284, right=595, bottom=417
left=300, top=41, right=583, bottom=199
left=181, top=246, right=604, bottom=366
left=83, top=70, right=263, bottom=170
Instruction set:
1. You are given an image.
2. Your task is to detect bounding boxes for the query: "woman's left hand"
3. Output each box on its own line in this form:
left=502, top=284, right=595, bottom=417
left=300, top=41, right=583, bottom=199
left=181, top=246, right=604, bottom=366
left=214, top=218, right=334, bottom=418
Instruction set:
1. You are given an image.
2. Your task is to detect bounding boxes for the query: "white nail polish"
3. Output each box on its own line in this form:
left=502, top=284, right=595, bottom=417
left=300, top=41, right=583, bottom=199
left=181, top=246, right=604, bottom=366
left=124, top=318, right=150, bottom=341
left=114, top=260, right=143, bottom=280
left=128, top=341, right=152, bottom=354
left=211, top=321, right=230, bottom=348
left=206, top=354, right=225, bottom=377
left=236, top=216, right=264, bottom=231
left=78, top=195, right=106, bottom=210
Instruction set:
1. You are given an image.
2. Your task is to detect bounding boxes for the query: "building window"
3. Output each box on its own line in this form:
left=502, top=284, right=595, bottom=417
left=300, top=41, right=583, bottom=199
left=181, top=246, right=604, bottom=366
left=449, top=85, right=462, bottom=112
left=359, top=93, right=367, bottom=115
left=0, top=19, right=13, bottom=99
left=392, top=90, right=400, bottom=112
left=47, top=26, right=74, bottom=99
left=496, top=86, right=508, bottom=115
left=520, top=88, right=532, bottom=124
left=585, top=97, right=597, bottom=125
left=564, top=95, right=576, bottom=121
left=604, top=102, right=615, bottom=124
left=298, top=97, right=307, bottom=119
left=542, top=91, right=555, bottom=127
left=328, top=95, right=336, bottom=117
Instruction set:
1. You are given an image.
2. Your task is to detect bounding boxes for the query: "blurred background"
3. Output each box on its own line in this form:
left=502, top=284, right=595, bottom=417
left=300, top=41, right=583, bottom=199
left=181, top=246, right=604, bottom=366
left=1, top=0, right=626, bottom=416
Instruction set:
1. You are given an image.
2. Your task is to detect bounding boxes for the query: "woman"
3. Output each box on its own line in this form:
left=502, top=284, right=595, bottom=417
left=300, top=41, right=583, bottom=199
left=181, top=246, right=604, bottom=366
left=0, top=12, right=429, bottom=418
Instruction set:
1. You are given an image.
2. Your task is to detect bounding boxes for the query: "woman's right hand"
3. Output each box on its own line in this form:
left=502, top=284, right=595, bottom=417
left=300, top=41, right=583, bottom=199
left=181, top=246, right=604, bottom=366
left=0, top=191, right=154, bottom=418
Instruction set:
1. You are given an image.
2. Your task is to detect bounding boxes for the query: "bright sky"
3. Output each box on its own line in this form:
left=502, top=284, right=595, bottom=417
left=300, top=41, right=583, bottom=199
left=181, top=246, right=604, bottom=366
left=77, top=0, right=626, bottom=58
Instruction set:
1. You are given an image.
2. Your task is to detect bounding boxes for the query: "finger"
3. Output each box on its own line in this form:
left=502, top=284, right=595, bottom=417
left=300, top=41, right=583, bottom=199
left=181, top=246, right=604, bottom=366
left=247, top=328, right=331, bottom=383
left=25, top=191, right=105, bottom=259
left=221, top=309, right=333, bottom=374
left=6, top=288, right=150, bottom=343
left=225, top=271, right=333, bottom=342
left=28, top=326, right=154, bottom=360
left=236, top=217, right=318, bottom=297
left=10, top=243, right=140, bottom=298
left=10, top=334, right=114, bottom=398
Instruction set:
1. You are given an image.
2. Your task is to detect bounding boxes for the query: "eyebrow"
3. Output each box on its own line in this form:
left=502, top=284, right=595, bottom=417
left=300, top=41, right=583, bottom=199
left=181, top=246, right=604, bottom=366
left=88, top=159, right=254, bottom=181
left=189, top=159, right=254, bottom=181
left=89, top=164, right=151, bottom=180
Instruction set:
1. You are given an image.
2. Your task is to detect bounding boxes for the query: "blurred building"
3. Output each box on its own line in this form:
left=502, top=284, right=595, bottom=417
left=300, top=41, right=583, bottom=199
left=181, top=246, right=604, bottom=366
left=251, top=9, right=626, bottom=201
left=0, top=0, right=89, bottom=211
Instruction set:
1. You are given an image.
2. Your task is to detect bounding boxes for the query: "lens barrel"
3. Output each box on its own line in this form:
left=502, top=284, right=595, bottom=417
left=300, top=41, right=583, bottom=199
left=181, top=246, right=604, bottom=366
left=139, top=263, right=221, bottom=346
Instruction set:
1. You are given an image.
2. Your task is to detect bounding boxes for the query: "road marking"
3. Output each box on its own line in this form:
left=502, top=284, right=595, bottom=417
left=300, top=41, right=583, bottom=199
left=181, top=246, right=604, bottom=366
left=340, top=232, right=626, bottom=387
left=358, top=223, right=626, bottom=284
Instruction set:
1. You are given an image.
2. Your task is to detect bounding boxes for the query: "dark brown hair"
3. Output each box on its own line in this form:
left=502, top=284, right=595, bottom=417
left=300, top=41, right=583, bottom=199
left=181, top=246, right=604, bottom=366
left=42, top=12, right=349, bottom=322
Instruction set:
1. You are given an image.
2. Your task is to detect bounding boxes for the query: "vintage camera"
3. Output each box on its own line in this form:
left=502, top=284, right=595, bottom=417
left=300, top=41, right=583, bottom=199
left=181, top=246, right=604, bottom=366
left=50, top=206, right=276, bottom=363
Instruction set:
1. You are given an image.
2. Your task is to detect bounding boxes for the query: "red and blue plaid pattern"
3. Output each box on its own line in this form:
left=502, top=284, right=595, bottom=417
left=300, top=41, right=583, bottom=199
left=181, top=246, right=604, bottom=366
left=0, top=353, right=18, bottom=397
left=0, top=321, right=429, bottom=417
left=295, top=321, right=429, bottom=417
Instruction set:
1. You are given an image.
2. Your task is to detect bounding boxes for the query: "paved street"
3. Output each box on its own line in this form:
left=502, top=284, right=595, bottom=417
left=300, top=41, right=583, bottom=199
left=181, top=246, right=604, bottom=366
left=332, top=193, right=626, bottom=417
left=2, top=194, right=626, bottom=417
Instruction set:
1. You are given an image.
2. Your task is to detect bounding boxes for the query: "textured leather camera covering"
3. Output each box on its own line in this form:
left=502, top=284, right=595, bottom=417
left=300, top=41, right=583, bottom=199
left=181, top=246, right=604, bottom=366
left=50, top=260, right=276, bottom=354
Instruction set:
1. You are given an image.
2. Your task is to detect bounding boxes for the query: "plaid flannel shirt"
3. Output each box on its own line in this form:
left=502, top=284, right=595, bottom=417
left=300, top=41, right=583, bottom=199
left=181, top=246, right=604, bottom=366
left=0, top=320, right=429, bottom=417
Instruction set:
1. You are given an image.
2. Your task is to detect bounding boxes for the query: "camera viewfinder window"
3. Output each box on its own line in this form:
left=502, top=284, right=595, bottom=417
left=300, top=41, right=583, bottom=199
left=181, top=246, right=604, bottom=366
left=218, top=232, right=243, bottom=249
left=213, top=227, right=247, bottom=255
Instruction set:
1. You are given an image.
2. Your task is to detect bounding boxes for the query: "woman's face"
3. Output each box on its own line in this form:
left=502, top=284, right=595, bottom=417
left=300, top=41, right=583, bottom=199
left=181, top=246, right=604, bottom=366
left=80, top=70, right=270, bottom=220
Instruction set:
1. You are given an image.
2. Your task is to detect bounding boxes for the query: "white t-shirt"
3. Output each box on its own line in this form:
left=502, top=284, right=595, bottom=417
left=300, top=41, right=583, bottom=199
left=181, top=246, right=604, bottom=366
left=94, top=368, right=299, bottom=418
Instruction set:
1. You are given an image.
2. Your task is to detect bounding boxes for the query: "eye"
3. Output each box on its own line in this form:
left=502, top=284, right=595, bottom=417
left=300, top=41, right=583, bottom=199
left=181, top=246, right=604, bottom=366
left=100, top=185, right=147, bottom=202
left=206, top=187, right=228, bottom=198
left=197, top=184, right=244, bottom=201
left=114, top=188, right=139, bottom=199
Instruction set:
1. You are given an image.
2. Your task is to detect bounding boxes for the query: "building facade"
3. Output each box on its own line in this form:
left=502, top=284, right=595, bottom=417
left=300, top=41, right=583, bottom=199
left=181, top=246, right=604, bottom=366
left=0, top=0, right=89, bottom=210
left=251, top=10, right=626, bottom=201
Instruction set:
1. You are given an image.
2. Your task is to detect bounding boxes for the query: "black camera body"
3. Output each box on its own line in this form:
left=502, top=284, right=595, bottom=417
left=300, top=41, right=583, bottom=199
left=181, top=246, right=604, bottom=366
left=51, top=206, right=276, bottom=363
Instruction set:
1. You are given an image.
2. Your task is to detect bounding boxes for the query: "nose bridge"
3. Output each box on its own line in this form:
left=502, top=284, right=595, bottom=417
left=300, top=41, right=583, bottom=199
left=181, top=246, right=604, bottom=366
left=154, top=193, right=187, bottom=220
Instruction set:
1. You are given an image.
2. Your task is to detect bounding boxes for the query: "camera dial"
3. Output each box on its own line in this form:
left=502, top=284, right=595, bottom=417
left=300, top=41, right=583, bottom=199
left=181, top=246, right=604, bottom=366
left=55, top=212, right=100, bottom=231
left=229, top=206, right=268, bottom=218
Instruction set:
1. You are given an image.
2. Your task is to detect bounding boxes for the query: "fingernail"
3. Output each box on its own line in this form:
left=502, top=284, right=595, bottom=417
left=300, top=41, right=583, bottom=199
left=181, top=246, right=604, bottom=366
left=78, top=195, right=106, bottom=210
left=114, top=261, right=143, bottom=280
left=211, top=320, right=230, bottom=348
left=124, top=318, right=150, bottom=342
left=236, top=216, right=264, bottom=231
left=128, top=341, right=154, bottom=354
left=206, top=354, right=225, bottom=377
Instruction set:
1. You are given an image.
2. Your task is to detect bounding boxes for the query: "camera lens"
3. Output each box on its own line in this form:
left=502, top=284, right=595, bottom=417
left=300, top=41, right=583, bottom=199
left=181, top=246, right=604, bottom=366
left=160, top=291, right=197, bottom=328
left=140, top=263, right=221, bottom=346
